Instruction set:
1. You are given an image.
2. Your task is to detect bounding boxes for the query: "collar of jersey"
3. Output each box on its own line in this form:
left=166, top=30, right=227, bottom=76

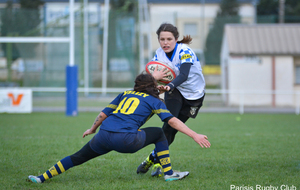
left=166, top=43, right=178, bottom=62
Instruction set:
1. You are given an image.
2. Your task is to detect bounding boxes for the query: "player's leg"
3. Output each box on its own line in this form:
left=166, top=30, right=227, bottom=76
left=162, top=114, right=189, bottom=145
left=137, top=90, right=183, bottom=176
left=137, top=127, right=189, bottom=181
left=28, top=142, right=102, bottom=183
left=151, top=91, right=205, bottom=176
left=163, top=88, right=186, bottom=145
left=145, top=114, right=189, bottom=177
left=28, top=131, right=114, bottom=184
left=137, top=127, right=165, bottom=174
left=149, top=91, right=186, bottom=176
left=137, top=127, right=173, bottom=176
left=163, top=92, right=205, bottom=145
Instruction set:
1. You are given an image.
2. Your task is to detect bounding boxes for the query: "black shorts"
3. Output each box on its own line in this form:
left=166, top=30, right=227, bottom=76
left=165, top=88, right=205, bottom=118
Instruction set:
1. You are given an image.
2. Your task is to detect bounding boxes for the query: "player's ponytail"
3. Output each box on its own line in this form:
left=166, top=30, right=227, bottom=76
left=177, top=35, right=192, bottom=45
left=156, top=23, right=193, bottom=44
left=134, top=73, right=160, bottom=99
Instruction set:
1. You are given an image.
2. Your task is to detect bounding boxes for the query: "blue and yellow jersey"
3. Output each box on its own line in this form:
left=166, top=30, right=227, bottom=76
left=100, top=90, right=173, bottom=133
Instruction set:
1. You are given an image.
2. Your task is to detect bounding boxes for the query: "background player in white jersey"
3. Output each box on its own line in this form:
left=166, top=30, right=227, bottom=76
left=137, top=23, right=206, bottom=177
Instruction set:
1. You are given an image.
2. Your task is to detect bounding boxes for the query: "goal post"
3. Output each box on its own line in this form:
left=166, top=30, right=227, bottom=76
left=0, top=0, right=77, bottom=116
left=66, top=0, right=77, bottom=116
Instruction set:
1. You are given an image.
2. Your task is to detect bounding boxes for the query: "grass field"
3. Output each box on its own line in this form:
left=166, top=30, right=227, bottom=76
left=0, top=112, right=300, bottom=190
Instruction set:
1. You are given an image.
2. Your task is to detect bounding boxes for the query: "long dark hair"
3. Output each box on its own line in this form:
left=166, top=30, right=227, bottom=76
left=134, top=73, right=160, bottom=99
left=156, top=23, right=193, bottom=44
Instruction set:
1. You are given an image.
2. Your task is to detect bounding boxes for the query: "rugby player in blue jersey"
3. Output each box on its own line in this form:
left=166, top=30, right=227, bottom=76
left=28, top=73, right=210, bottom=183
left=137, top=23, right=207, bottom=177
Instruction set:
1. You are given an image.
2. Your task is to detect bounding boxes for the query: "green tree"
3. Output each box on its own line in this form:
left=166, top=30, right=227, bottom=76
left=204, top=0, right=240, bottom=65
left=1, top=0, right=20, bottom=61
left=17, top=0, right=44, bottom=36
left=0, top=0, right=43, bottom=82
left=285, top=0, right=300, bottom=16
left=257, top=0, right=278, bottom=15
left=110, top=0, right=136, bottom=12
left=257, top=0, right=300, bottom=23
left=1, top=0, right=44, bottom=58
left=107, top=0, right=139, bottom=86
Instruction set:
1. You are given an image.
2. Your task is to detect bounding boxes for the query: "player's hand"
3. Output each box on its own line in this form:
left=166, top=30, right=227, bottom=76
left=157, top=85, right=170, bottom=92
left=152, top=66, right=170, bottom=81
left=157, top=85, right=166, bottom=94
left=193, top=134, right=211, bottom=148
left=157, top=85, right=167, bottom=93
left=82, top=129, right=96, bottom=138
left=157, top=85, right=171, bottom=93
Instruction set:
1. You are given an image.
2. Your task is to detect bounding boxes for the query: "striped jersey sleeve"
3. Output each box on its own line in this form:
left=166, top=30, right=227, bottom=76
left=102, top=93, right=123, bottom=116
left=152, top=101, right=173, bottom=121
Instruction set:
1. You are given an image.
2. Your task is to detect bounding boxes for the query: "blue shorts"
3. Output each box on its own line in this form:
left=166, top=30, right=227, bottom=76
left=89, top=129, right=146, bottom=155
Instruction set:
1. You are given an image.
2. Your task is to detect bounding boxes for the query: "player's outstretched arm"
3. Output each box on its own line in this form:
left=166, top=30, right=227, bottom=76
left=167, top=117, right=211, bottom=148
left=83, top=112, right=108, bottom=138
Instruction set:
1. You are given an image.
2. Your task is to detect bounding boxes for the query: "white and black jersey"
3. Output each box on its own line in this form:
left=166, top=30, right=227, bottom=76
left=152, top=43, right=205, bottom=100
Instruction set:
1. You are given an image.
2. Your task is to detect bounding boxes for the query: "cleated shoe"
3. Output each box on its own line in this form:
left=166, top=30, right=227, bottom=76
left=164, top=171, right=189, bottom=182
left=137, top=156, right=153, bottom=174
left=28, top=175, right=42, bottom=183
left=151, top=163, right=163, bottom=177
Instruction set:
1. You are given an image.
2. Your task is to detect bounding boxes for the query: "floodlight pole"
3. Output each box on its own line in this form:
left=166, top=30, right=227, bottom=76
left=252, top=0, right=257, bottom=24
left=66, top=0, right=78, bottom=116
left=144, top=0, right=152, bottom=63
left=102, top=0, right=109, bottom=95
left=69, top=0, right=75, bottom=67
left=279, top=0, right=285, bottom=23
left=84, top=0, right=89, bottom=97
left=201, top=0, right=205, bottom=50
left=138, top=0, right=144, bottom=73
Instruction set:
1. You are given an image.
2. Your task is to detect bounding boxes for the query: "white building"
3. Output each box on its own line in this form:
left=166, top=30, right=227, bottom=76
left=147, top=0, right=255, bottom=53
left=221, top=24, right=300, bottom=107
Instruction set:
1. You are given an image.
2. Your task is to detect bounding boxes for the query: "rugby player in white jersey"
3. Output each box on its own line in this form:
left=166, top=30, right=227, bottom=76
left=137, top=23, right=206, bottom=177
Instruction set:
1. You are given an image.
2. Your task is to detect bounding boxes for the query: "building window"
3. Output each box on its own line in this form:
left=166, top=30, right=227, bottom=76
left=184, top=23, right=197, bottom=36
left=296, top=66, right=300, bottom=84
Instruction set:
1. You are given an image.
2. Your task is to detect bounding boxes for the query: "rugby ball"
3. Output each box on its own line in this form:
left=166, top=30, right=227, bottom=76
left=145, top=61, right=176, bottom=85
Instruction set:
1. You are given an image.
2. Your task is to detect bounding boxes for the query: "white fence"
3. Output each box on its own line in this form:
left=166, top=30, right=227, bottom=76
left=207, top=89, right=300, bottom=115
left=2, top=87, right=299, bottom=115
